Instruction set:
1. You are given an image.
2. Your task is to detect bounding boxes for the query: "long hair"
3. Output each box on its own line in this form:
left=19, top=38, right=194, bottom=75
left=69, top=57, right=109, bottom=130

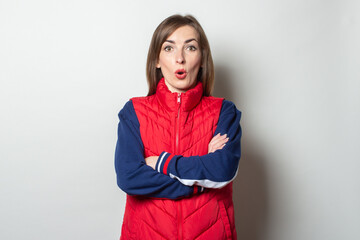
left=146, top=15, right=214, bottom=96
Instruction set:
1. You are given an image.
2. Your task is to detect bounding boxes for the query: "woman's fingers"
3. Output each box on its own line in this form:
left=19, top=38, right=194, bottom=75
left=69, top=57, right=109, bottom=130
left=210, top=133, right=227, bottom=145
left=210, top=134, right=228, bottom=148
left=208, top=139, right=228, bottom=153
left=208, top=134, right=229, bottom=153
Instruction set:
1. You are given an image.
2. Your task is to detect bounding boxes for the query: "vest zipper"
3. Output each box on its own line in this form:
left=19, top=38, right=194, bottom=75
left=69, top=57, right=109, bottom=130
left=175, top=93, right=181, bottom=154
left=176, top=92, right=183, bottom=240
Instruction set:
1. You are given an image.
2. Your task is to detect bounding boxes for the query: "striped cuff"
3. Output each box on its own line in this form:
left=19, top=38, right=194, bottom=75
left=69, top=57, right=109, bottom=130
left=156, top=152, right=175, bottom=175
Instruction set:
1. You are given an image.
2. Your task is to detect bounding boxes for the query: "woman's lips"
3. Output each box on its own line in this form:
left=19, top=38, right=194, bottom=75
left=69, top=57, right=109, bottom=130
left=175, top=69, right=187, bottom=79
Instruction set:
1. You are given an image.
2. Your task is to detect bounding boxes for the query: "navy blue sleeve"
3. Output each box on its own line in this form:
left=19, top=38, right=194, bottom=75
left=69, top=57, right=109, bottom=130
left=155, top=100, right=241, bottom=189
left=114, top=100, right=202, bottom=199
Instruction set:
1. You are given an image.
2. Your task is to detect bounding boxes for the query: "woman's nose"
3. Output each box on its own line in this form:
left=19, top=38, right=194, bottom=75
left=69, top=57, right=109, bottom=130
left=176, top=50, right=185, bottom=64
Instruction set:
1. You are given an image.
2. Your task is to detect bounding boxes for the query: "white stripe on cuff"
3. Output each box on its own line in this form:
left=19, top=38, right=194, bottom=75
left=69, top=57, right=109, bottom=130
left=157, top=152, right=168, bottom=173
left=169, top=166, right=239, bottom=189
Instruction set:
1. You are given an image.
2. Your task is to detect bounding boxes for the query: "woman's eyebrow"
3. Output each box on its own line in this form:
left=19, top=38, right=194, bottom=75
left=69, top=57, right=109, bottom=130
left=184, top=38, right=197, bottom=43
left=164, top=38, right=198, bottom=44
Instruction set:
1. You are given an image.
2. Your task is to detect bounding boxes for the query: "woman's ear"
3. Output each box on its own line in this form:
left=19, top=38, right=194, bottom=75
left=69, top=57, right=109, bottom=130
left=156, top=62, right=161, bottom=68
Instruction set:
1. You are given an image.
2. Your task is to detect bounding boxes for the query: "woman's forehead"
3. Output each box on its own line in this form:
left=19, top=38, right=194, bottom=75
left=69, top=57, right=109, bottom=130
left=165, top=26, right=199, bottom=42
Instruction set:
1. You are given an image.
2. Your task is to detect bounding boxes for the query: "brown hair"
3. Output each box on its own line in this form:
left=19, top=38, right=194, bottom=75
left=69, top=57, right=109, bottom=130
left=146, top=14, right=214, bottom=96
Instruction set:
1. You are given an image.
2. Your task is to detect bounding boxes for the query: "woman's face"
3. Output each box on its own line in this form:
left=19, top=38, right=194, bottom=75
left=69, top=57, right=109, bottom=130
left=157, top=25, right=202, bottom=93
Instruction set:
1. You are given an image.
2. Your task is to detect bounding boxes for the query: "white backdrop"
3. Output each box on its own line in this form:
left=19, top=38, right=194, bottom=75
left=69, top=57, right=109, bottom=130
left=1, top=0, right=359, bottom=239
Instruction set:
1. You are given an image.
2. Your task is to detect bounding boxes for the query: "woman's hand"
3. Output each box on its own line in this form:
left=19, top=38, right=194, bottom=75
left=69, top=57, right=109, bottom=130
left=208, top=133, right=229, bottom=153
left=145, top=156, right=158, bottom=170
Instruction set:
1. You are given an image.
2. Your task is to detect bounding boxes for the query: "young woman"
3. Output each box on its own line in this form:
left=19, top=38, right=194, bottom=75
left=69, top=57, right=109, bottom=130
left=115, top=14, right=242, bottom=240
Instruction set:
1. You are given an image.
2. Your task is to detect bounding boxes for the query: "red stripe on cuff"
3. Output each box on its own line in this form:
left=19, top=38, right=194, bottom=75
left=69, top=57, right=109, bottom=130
left=163, top=154, right=174, bottom=175
left=193, top=186, right=198, bottom=194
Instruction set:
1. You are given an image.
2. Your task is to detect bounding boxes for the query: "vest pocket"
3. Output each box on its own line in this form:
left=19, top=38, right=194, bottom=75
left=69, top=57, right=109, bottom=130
left=218, top=200, right=233, bottom=240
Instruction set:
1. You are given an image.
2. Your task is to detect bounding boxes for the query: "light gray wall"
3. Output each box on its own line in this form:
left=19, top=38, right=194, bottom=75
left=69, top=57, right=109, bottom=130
left=1, top=0, right=359, bottom=239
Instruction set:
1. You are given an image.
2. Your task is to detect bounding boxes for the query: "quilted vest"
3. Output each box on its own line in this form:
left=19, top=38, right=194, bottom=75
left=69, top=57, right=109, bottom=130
left=120, top=79, right=237, bottom=240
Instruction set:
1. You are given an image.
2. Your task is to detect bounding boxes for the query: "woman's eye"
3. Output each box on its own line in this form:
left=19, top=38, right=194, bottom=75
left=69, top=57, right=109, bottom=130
left=186, top=45, right=197, bottom=51
left=164, top=46, right=173, bottom=51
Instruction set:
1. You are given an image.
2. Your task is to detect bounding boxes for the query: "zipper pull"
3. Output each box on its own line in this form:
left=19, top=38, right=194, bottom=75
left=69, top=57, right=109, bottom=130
left=177, top=93, right=181, bottom=104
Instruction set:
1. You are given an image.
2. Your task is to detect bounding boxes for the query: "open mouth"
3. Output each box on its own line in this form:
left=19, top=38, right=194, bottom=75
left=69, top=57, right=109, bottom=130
left=175, top=69, right=187, bottom=79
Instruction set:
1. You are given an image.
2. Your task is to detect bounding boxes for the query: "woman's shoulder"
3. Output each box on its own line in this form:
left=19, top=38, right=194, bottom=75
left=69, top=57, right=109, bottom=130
left=118, top=95, right=157, bottom=118
left=130, top=95, right=156, bottom=104
left=201, top=95, right=224, bottom=104
left=118, top=100, right=135, bottom=118
left=119, top=95, right=155, bottom=110
left=221, top=99, right=238, bottom=109
left=204, top=97, right=241, bottom=118
left=219, top=100, right=242, bottom=119
left=203, top=96, right=239, bottom=110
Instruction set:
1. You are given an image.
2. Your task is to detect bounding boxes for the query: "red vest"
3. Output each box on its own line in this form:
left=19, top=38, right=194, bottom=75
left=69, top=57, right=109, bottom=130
left=120, top=79, right=237, bottom=240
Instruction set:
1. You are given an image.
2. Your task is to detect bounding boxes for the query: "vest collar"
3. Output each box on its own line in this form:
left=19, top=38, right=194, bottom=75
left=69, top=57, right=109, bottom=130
left=156, top=78, right=203, bottom=112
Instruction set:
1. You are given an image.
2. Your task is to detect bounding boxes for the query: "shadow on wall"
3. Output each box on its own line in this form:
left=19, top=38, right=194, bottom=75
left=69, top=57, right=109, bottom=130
left=213, top=65, right=269, bottom=240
